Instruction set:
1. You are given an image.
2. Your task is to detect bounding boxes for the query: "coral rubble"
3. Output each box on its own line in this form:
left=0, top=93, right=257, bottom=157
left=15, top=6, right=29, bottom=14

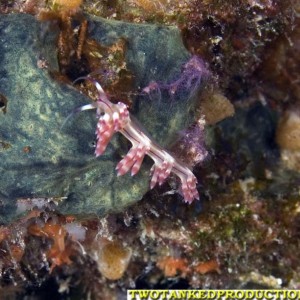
left=0, top=0, right=300, bottom=298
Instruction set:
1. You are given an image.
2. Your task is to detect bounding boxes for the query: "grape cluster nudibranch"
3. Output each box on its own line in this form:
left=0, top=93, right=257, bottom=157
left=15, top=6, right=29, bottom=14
left=78, top=78, right=201, bottom=203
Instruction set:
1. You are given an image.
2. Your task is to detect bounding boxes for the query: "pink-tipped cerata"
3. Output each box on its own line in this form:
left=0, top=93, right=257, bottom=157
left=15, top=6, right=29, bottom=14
left=80, top=77, right=200, bottom=203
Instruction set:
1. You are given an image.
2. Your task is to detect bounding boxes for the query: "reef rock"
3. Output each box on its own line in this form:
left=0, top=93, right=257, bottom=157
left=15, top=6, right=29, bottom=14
left=0, top=14, right=197, bottom=223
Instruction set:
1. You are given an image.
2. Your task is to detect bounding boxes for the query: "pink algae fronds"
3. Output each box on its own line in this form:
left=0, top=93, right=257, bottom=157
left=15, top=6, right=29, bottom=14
left=79, top=79, right=200, bottom=203
left=143, top=55, right=209, bottom=101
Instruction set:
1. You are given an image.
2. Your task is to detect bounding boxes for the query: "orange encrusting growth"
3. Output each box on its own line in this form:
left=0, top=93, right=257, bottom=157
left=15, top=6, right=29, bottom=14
left=53, top=0, right=82, bottom=11
left=194, top=259, right=221, bottom=275
left=157, top=256, right=221, bottom=277
left=28, top=222, right=72, bottom=272
left=157, top=256, right=189, bottom=277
